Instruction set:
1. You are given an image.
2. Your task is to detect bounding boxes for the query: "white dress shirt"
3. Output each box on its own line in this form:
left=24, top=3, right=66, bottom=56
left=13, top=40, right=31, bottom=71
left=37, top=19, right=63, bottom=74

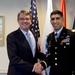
left=20, top=28, right=36, bottom=57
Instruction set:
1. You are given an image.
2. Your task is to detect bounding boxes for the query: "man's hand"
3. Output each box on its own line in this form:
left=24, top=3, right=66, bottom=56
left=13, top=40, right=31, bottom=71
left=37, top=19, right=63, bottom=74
left=34, top=63, right=43, bottom=74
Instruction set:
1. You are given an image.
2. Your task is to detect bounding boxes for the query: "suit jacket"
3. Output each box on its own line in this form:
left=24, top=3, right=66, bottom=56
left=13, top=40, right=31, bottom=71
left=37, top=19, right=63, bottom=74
left=6, top=28, right=45, bottom=75
left=44, top=27, right=75, bottom=75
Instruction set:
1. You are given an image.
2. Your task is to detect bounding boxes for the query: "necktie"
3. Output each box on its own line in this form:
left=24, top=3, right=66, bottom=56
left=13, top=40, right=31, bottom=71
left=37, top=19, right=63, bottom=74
left=26, top=33, right=34, bottom=57
left=55, top=33, right=57, bottom=36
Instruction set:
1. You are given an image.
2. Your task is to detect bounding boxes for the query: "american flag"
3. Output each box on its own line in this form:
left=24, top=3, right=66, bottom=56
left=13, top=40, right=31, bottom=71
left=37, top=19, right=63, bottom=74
left=30, top=0, right=40, bottom=40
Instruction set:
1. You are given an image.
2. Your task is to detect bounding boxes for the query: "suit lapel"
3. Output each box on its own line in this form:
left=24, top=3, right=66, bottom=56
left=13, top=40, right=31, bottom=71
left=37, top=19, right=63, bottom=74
left=17, top=28, right=33, bottom=56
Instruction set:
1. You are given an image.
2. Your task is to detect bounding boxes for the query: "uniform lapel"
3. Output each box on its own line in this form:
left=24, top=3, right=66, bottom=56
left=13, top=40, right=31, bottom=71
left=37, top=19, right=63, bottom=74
left=57, top=27, right=67, bottom=43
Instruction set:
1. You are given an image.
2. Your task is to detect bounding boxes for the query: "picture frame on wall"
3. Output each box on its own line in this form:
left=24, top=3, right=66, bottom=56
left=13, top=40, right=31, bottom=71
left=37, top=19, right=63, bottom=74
left=0, top=16, right=5, bottom=46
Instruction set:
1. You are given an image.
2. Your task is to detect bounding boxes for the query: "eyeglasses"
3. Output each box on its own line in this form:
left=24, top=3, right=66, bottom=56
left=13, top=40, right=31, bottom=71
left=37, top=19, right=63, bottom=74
left=18, top=18, right=30, bottom=20
left=51, top=17, right=60, bottom=21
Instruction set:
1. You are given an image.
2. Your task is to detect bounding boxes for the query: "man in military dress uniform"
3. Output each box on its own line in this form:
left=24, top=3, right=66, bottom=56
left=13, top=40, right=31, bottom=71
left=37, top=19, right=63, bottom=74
left=40, top=10, right=75, bottom=75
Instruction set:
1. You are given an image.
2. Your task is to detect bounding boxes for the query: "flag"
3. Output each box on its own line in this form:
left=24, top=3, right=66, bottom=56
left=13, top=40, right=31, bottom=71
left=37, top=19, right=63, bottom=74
left=60, top=0, right=66, bottom=27
left=30, top=0, right=41, bottom=51
left=30, top=0, right=40, bottom=40
left=73, top=17, right=75, bottom=29
left=41, top=0, right=53, bottom=75
left=41, top=0, right=53, bottom=55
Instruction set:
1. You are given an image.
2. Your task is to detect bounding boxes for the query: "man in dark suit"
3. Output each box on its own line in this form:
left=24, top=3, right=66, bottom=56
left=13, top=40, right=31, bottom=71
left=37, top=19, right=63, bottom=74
left=6, top=10, right=45, bottom=75
left=38, top=10, right=75, bottom=75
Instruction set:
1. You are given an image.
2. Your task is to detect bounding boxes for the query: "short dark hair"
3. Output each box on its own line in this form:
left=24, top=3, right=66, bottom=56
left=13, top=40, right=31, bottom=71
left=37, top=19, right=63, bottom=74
left=50, top=10, right=63, bottom=18
left=17, top=10, right=32, bottom=20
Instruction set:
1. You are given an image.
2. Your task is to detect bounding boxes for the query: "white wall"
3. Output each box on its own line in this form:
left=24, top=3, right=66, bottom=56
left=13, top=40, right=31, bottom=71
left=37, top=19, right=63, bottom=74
left=0, top=0, right=75, bottom=74
left=0, top=73, right=6, bottom=75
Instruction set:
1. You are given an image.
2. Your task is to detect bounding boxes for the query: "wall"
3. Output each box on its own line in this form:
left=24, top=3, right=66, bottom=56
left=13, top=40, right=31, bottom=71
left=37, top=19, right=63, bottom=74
left=0, top=74, right=5, bottom=75
left=0, top=0, right=75, bottom=75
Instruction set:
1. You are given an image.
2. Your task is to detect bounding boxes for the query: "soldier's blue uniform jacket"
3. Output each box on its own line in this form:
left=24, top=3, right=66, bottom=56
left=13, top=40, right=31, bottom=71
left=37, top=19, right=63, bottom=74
left=45, top=27, right=75, bottom=75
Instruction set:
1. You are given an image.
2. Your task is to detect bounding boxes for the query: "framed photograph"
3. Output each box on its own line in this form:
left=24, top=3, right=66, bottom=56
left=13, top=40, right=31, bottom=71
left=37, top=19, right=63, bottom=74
left=0, top=16, right=5, bottom=46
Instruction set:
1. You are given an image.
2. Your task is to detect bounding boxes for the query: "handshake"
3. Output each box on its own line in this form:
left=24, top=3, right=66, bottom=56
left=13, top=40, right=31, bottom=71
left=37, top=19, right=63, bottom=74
left=34, top=63, right=43, bottom=74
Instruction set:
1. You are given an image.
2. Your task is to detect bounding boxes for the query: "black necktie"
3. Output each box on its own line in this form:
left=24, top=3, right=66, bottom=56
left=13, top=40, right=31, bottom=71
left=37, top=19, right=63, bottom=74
left=55, top=33, right=57, bottom=36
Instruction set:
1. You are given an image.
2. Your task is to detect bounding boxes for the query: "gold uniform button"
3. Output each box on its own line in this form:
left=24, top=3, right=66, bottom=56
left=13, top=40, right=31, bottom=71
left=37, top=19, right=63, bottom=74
left=55, top=63, right=57, bottom=66
left=55, top=57, right=57, bottom=60
left=72, top=71, right=74, bottom=75
left=64, top=46, right=66, bottom=48
left=55, top=47, right=57, bottom=49
left=55, top=39, right=58, bottom=42
left=72, top=71, right=74, bottom=73
left=55, top=52, right=57, bottom=54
